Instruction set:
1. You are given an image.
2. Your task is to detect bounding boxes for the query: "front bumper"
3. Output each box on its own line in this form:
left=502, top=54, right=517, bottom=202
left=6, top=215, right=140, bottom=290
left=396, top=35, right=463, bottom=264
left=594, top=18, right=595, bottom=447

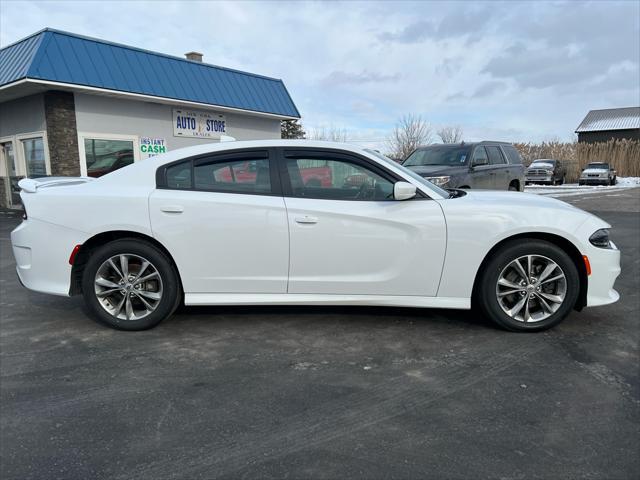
left=579, top=178, right=609, bottom=185
left=525, top=175, right=553, bottom=184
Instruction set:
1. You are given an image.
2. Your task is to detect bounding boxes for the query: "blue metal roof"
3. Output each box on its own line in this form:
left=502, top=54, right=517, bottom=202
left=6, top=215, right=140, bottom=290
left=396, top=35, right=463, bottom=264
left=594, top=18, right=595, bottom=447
left=0, top=28, right=300, bottom=118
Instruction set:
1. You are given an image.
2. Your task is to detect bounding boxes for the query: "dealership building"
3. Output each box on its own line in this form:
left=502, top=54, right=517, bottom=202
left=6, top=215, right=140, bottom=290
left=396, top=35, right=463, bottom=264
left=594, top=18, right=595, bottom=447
left=0, top=28, right=300, bottom=208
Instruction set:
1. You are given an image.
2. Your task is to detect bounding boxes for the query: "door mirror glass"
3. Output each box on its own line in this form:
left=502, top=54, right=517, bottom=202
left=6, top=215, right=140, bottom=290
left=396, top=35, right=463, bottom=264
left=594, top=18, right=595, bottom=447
left=394, top=181, right=416, bottom=201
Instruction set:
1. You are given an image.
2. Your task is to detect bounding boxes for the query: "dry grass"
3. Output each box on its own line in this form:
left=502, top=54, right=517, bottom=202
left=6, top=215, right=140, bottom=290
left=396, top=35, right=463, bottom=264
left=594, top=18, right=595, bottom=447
left=514, top=139, right=640, bottom=182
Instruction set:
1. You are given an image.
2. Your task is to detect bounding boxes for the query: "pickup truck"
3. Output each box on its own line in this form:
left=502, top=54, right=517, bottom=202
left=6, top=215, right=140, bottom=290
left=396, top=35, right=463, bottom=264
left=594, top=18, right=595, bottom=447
left=525, top=159, right=566, bottom=185
left=578, top=162, right=617, bottom=186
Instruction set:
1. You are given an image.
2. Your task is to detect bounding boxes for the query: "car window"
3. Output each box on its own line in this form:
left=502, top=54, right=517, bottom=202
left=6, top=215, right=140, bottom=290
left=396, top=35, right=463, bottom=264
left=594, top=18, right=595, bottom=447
left=285, top=157, right=394, bottom=201
left=502, top=145, right=522, bottom=164
left=472, top=146, right=489, bottom=165
left=486, top=146, right=507, bottom=165
left=194, top=158, right=271, bottom=193
left=166, top=160, right=192, bottom=189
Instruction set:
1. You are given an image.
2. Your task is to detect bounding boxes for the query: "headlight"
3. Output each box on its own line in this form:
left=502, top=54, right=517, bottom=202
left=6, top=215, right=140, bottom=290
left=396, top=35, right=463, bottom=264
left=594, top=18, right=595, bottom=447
left=589, top=229, right=612, bottom=249
left=424, top=176, right=450, bottom=187
left=545, top=169, right=554, bottom=174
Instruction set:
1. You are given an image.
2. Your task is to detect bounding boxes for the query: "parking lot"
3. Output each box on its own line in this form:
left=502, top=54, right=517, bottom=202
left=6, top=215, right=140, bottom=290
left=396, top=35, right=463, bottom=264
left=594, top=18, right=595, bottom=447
left=1, top=188, right=638, bottom=479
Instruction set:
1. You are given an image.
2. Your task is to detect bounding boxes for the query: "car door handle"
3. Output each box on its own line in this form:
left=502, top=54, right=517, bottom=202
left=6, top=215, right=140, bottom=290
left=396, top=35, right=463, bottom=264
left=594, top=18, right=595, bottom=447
left=160, top=205, right=184, bottom=214
left=295, top=215, right=318, bottom=224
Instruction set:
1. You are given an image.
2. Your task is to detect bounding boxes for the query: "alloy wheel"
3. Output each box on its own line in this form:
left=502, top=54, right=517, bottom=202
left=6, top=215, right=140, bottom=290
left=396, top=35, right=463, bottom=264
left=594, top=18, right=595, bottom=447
left=94, top=254, right=163, bottom=320
left=495, top=254, right=567, bottom=323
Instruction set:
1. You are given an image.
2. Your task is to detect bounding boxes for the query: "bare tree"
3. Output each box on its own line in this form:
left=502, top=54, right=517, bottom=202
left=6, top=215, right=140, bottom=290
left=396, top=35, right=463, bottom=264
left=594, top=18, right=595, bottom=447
left=309, top=126, right=348, bottom=142
left=437, top=125, right=463, bottom=143
left=386, top=114, right=433, bottom=160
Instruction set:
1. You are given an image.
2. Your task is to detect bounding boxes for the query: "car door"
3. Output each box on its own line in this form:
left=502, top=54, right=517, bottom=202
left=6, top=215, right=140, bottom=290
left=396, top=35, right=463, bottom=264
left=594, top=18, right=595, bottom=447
left=149, top=149, right=289, bottom=294
left=485, top=145, right=510, bottom=189
left=469, top=146, right=494, bottom=189
left=278, top=148, right=447, bottom=296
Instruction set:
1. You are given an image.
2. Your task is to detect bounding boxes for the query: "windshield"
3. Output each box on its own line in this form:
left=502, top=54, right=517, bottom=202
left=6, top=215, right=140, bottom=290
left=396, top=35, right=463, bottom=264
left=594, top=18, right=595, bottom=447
left=364, top=149, right=450, bottom=198
left=531, top=160, right=555, bottom=168
left=403, top=146, right=471, bottom=167
left=586, top=163, right=609, bottom=170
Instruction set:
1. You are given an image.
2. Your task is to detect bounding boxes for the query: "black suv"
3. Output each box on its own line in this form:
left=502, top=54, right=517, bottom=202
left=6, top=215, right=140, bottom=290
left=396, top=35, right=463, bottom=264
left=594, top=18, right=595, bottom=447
left=402, top=142, right=525, bottom=191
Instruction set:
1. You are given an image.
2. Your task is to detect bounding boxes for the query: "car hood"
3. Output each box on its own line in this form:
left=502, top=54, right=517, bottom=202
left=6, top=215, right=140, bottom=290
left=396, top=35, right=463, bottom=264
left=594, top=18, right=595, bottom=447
left=437, top=189, right=610, bottom=235
left=526, top=163, right=554, bottom=171
left=581, top=168, right=608, bottom=175
left=459, top=189, right=576, bottom=207
left=405, top=165, right=468, bottom=177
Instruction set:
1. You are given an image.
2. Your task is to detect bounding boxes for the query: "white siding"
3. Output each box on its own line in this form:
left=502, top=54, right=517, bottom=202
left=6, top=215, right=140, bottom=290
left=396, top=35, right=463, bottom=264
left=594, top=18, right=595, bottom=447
left=73, top=93, right=281, bottom=151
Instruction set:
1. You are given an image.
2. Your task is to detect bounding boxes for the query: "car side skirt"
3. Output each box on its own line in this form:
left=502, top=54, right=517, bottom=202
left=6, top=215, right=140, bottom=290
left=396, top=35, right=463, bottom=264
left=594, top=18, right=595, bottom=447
left=184, top=293, right=471, bottom=309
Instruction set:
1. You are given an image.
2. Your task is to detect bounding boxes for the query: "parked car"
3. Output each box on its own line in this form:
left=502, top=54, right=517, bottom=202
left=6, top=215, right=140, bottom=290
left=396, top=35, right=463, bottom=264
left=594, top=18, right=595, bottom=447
left=12, top=140, right=620, bottom=332
left=579, top=162, right=617, bottom=186
left=87, top=149, right=134, bottom=178
left=525, top=159, right=567, bottom=185
left=402, top=142, right=525, bottom=191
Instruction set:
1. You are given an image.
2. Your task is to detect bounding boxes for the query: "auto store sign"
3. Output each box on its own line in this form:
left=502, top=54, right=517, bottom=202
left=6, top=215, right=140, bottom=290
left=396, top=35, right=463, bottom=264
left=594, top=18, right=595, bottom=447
left=173, top=108, right=227, bottom=138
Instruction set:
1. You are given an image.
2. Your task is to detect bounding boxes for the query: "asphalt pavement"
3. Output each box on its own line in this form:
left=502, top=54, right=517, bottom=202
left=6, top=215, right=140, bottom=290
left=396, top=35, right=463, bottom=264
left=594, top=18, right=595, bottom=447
left=1, top=188, right=638, bottom=479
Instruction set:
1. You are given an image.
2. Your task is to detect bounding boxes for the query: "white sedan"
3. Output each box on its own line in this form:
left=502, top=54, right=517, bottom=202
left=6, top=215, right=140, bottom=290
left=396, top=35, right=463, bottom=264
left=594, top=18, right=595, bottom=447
left=11, top=140, right=620, bottom=332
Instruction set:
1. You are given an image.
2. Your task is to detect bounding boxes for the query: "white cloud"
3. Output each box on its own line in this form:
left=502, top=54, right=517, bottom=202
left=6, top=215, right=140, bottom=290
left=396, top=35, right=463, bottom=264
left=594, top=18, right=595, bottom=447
left=1, top=0, right=638, bottom=148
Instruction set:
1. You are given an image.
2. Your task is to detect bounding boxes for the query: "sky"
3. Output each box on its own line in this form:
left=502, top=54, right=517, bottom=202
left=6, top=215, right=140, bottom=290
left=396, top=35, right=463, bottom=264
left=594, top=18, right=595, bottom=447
left=1, top=0, right=638, bottom=149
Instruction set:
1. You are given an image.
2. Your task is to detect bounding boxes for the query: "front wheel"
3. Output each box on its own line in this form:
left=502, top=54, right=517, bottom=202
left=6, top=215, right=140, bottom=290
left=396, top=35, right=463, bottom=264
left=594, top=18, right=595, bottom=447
left=475, top=240, right=580, bottom=332
left=82, top=239, right=181, bottom=330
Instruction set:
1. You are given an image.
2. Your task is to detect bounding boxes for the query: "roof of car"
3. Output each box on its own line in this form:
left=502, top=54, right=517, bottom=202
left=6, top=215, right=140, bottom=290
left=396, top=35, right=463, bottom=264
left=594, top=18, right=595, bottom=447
left=416, top=141, right=512, bottom=148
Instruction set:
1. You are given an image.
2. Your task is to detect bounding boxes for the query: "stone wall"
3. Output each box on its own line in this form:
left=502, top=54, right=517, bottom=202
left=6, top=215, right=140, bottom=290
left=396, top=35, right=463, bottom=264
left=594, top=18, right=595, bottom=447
left=44, top=91, right=80, bottom=176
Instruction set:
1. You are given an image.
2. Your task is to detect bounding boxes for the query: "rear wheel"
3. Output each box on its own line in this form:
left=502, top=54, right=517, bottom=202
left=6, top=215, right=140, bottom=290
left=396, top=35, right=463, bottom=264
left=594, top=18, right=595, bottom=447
left=476, top=240, right=580, bottom=332
left=82, top=239, right=180, bottom=330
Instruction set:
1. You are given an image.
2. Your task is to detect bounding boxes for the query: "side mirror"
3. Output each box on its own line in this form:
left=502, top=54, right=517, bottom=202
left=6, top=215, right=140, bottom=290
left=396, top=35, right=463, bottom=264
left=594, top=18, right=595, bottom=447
left=394, top=181, right=417, bottom=201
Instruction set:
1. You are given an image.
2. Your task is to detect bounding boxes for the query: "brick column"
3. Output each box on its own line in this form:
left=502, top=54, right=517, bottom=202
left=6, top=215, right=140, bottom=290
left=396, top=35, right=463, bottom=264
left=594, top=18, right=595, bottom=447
left=44, top=91, right=81, bottom=176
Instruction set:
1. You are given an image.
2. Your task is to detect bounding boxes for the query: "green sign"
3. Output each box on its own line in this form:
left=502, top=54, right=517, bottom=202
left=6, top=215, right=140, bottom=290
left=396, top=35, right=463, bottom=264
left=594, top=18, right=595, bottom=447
left=140, top=137, right=167, bottom=157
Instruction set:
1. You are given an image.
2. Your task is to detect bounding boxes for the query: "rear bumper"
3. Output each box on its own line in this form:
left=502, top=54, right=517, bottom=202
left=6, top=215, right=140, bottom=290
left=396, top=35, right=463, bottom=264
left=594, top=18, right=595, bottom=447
left=11, top=218, right=87, bottom=297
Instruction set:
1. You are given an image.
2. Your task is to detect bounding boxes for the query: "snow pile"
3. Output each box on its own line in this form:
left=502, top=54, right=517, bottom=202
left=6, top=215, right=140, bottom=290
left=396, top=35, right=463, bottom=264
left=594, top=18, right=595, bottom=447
left=524, top=179, right=639, bottom=198
left=616, top=177, right=640, bottom=186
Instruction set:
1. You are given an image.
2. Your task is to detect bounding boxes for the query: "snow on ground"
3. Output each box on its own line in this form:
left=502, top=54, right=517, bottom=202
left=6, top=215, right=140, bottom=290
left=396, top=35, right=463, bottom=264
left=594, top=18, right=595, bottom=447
left=525, top=177, right=640, bottom=198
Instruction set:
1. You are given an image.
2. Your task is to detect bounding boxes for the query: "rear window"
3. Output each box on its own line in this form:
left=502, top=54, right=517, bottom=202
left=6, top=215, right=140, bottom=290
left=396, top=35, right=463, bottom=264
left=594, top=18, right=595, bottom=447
left=502, top=145, right=522, bottom=164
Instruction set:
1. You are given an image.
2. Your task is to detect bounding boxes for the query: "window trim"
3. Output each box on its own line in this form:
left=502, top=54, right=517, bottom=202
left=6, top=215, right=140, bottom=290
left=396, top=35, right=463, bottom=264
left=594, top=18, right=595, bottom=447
left=156, top=148, right=283, bottom=197
left=276, top=147, right=418, bottom=201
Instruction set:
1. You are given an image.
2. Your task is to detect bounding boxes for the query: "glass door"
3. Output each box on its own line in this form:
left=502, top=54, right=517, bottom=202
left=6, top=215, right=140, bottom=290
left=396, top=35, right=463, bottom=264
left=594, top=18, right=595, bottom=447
left=1, top=141, right=21, bottom=208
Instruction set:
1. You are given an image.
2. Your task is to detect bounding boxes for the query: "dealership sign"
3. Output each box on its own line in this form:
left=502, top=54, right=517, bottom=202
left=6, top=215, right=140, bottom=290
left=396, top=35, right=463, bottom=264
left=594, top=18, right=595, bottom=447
left=140, top=137, right=167, bottom=157
left=173, top=108, right=226, bottom=138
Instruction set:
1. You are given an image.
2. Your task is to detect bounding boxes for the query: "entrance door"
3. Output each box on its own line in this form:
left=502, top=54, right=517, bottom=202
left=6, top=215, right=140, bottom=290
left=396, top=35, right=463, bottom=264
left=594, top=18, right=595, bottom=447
left=1, top=142, right=21, bottom=208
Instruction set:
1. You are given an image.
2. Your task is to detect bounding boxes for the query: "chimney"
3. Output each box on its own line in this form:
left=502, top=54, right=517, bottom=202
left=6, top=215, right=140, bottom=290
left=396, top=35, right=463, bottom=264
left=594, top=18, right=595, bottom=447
left=185, top=51, right=203, bottom=62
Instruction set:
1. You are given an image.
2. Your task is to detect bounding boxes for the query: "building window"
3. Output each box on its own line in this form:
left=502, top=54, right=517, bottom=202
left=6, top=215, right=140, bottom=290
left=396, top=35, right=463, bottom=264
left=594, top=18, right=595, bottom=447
left=84, top=138, right=134, bottom=177
left=21, top=137, right=47, bottom=177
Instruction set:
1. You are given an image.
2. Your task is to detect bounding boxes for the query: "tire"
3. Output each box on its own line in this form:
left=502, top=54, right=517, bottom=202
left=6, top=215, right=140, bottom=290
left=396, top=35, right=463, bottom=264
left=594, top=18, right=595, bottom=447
left=559, top=176, right=565, bottom=185
left=475, top=239, right=580, bottom=332
left=578, top=181, right=584, bottom=186
left=82, top=239, right=181, bottom=330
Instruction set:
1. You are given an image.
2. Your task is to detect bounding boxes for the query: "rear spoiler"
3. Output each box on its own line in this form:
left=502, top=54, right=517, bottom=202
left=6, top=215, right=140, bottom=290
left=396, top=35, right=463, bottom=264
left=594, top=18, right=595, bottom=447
left=18, top=176, right=94, bottom=193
